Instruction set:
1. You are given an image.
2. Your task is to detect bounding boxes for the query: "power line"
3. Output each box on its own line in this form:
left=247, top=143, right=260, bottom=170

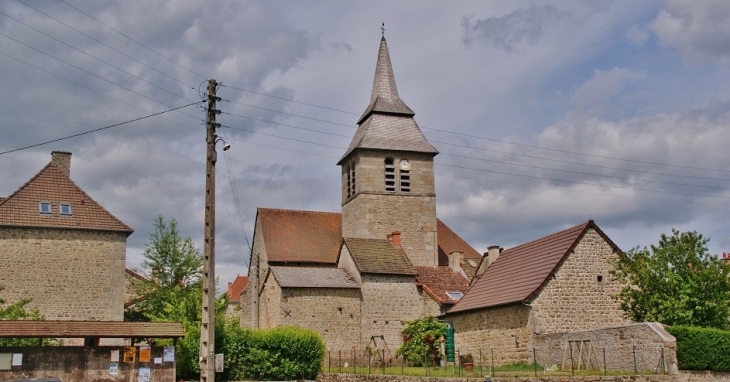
left=58, top=0, right=207, bottom=81
left=0, top=101, right=203, bottom=156
left=0, top=48, right=202, bottom=133
left=0, top=10, right=189, bottom=100
left=222, top=83, right=729, bottom=174
left=15, top=0, right=196, bottom=89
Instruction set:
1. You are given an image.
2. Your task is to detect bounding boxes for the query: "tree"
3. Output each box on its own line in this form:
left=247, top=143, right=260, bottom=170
left=611, top=229, right=730, bottom=329
left=125, top=215, right=203, bottom=322
left=395, top=316, right=446, bottom=366
left=0, top=285, right=48, bottom=346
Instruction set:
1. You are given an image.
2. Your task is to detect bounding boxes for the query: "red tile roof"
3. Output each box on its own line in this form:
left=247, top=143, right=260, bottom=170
left=447, top=220, right=619, bottom=314
left=0, top=154, right=133, bottom=234
left=226, top=275, right=249, bottom=302
left=255, top=209, right=479, bottom=268
left=257, top=208, right=342, bottom=263
left=0, top=321, right=184, bottom=338
left=416, top=266, right=470, bottom=304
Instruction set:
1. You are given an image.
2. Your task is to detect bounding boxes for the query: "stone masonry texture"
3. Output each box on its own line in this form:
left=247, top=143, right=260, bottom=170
left=342, top=151, right=437, bottom=267
left=0, top=227, right=126, bottom=321
left=318, top=371, right=730, bottom=382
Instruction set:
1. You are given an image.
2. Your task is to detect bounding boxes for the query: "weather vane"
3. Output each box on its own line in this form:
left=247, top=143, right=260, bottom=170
left=381, top=22, right=385, bottom=37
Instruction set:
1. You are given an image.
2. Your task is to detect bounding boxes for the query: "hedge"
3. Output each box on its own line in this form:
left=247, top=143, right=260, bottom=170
left=221, top=325, right=326, bottom=381
left=667, top=326, right=730, bottom=371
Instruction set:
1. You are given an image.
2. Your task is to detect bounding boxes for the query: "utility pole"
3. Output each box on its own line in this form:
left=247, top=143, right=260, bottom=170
left=200, top=78, right=219, bottom=382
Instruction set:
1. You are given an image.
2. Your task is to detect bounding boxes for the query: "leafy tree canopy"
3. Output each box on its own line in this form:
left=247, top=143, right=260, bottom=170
left=611, top=229, right=730, bottom=329
left=0, top=285, right=48, bottom=346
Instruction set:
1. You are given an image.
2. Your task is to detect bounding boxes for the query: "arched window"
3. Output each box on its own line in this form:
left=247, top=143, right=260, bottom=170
left=346, top=164, right=352, bottom=198
left=350, top=161, right=356, bottom=196
left=384, top=158, right=395, bottom=191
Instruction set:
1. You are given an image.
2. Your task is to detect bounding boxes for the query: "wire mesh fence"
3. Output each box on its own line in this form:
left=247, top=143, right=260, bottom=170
left=323, top=344, right=670, bottom=377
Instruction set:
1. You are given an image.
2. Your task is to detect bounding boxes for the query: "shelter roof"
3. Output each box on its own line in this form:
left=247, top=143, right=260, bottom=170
left=416, top=266, right=470, bottom=305
left=0, top=321, right=184, bottom=338
left=269, top=266, right=359, bottom=288
left=447, top=220, right=619, bottom=314
left=0, top=152, right=133, bottom=234
left=343, top=237, right=416, bottom=275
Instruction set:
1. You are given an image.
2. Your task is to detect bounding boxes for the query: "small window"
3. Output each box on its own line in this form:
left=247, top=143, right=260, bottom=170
left=400, top=170, right=410, bottom=192
left=597, top=275, right=603, bottom=283
left=446, top=291, right=463, bottom=300
left=59, top=203, right=72, bottom=216
left=384, top=158, right=395, bottom=192
left=38, top=202, right=51, bottom=215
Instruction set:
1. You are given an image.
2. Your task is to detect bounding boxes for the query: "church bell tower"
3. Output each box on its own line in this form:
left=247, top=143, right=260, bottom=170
left=338, top=34, right=439, bottom=267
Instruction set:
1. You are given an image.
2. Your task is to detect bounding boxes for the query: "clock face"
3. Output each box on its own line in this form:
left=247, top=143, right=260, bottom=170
left=400, top=159, right=410, bottom=170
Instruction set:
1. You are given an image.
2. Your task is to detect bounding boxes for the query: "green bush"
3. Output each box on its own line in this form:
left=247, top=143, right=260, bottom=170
left=395, top=316, right=447, bottom=366
left=221, top=325, right=326, bottom=381
left=667, top=326, right=730, bottom=370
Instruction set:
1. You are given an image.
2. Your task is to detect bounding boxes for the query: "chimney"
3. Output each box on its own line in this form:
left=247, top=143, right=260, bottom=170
left=448, top=251, right=463, bottom=274
left=487, top=245, right=502, bottom=267
left=228, top=282, right=233, bottom=296
left=387, top=231, right=401, bottom=247
left=51, top=151, right=72, bottom=177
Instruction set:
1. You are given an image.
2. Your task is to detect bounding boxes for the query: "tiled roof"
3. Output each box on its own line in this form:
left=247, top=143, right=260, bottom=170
left=257, top=208, right=342, bottom=263
left=416, top=266, right=470, bottom=304
left=339, top=37, right=438, bottom=164
left=256, top=209, right=479, bottom=269
left=447, top=220, right=619, bottom=314
left=0, top=155, right=133, bottom=234
left=270, top=266, right=359, bottom=288
left=437, top=219, right=483, bottom=279
left=0, top=321, right=184, bottom=338
left=227, top=275, right=249, bottom=302
left=343, top=237, right=417, bottom=275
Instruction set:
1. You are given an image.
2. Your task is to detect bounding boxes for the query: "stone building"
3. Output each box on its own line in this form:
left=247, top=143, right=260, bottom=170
left=444, top=220, right=630, bottom=364
left=225, top=274, right=248, bottom=317
left=0, top=151, right=133, bottom=321
left=239, top=36, right=479, bottom=351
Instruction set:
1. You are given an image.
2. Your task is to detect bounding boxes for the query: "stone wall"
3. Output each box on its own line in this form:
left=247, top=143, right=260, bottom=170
left=530, top=228, right=629, bottom=333
left=0, top=346, right=175, bottom=381
left=421, top=289, right=442, bottom=317
left=449, top=303, right=532, bottom=365
left=281, top=287, right=362, bottom=351
left=258, top=272, right=282, bottom=329
left=0, top=227, right=126, bottom=321
left=360, top=273, right=424, bottom=350
left=342, top=151, right=438, bottom=267
left=238, top=282, right=254, bottom=328
left=534, top=323, right=678, bottom=374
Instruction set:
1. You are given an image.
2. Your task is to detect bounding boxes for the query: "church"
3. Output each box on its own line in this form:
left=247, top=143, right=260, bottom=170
left=237, top=35, right=483, bottom=351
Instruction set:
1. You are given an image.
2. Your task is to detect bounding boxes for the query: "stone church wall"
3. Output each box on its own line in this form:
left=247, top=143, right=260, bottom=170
left=529, top=228, right=629, bottom=334
left=342, top=151, right=437, bottom=267
left=360, top=273, right=423, bottom=350
left=450, top=303, right=532, bottom=365
left=238, top=283, right=254, bottom=328
left=281, top=287, right=362, bottom=351
left=258, top=273, right=282, bottom=329
left=0, top=227, right=126, bottom=321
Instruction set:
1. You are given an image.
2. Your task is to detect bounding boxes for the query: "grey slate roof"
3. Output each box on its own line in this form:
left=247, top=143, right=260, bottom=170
left=339, top=37, right=438, bottom=164
left=269, top=266, right=360, bottom=288
left=343, top=237, right=417, bottom=275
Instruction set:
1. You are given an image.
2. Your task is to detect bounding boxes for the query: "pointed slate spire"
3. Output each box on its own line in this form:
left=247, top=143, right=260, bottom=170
left=356, top=36, right=415, bottom=125
left=339, top=35, right=438, bottom=165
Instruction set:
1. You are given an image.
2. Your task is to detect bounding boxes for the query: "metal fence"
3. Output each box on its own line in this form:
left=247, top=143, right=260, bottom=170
left=323, top=344, right=670, bottom=377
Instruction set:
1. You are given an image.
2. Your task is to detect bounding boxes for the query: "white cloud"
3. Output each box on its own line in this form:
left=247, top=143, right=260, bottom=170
left=570, top=68, right=641, bottom=113
left=650, top=0, right=730, bottom=65
left=626, top=24, right=650, bottom=46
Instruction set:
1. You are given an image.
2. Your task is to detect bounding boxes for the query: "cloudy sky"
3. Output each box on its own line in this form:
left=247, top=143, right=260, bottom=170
left=1, top=1, right=729, bottom=289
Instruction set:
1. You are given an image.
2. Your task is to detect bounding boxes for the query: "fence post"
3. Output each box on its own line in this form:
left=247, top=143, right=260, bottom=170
left=533, top=347, right=537, bottom=377
left=491, top=348, right=495, bottom=377
left=328, top=350, right=331, bottom=373
left=353, top=349, right=355, bottom=374
left=480, top=349, right=483, bottom=375
left=569, top=341, right=574, bottom=377
left=382, top=349, right=385, bottom=375
left=603, top=347, right=606, bottom=376
left=425, top=352, right=428, bottom=377
left=401, top=354, right=404, bottom=375
left=633, top=346, right=637, bottom=375
left=457, top=349, right=461, bottom=378
left=661, top=347, right=666, bottom=374
left=368, top=351, right=371, bottom=375
left=339, top=350, right=342, bottom=373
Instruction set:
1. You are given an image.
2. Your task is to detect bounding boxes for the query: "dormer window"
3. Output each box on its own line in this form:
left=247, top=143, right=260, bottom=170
left=59, top=203, right=72, bottom=216
left=446, top=291, right=463, bottom=300
left=384, top=158, right=395, bottom=192
left=38, top=202, right=51, bottom=215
